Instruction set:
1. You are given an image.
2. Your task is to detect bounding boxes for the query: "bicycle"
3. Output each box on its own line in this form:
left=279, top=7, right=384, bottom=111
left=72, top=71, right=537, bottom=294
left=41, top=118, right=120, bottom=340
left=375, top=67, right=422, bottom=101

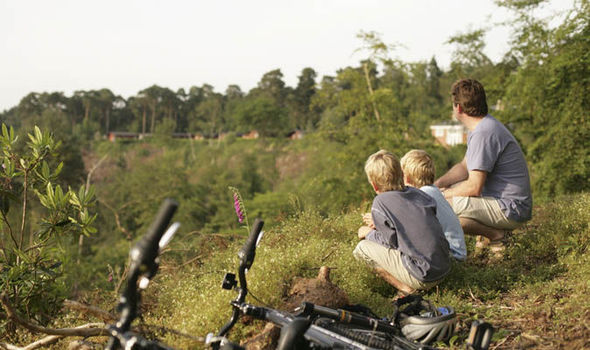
left=106, top=199, right=493, bottom=350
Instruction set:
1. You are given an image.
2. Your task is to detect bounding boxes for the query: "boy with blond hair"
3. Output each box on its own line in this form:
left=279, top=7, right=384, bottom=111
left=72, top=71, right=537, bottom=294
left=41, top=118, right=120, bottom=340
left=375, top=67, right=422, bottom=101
left=401, top=150, right=467, bottom=261
left=354, top=150, right=450, bottom=295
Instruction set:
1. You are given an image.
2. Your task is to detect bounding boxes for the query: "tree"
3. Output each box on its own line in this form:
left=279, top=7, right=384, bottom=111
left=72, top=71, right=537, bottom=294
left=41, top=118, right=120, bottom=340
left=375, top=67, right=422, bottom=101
left=225, top=84, right=244, bottom=100
left=252, top=69, right=288, bottom=106
left=233, top=96, right=287, bottom=137
left=191, top=92, right=225, bottom=137
left=292, top=67, right=318, bottom=130
left=426, top=57, right=443, bottom=105
left=74, top=90, right=100, bottom=124
left=497, top=0, right=590, bottom=196
left=138, top=85, right=166, bottom=134
left=96, top=88, right=115, bottom=135
left=354, top=31, right=400, bottom=122
left=128, top=94, right=149, bottom=134
left=446, top=28, right=494, bottom=78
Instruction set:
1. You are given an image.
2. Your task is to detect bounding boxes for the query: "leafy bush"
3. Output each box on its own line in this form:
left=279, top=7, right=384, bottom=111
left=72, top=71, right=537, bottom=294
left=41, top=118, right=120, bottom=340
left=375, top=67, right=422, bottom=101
left=0, top=125, right=96, bottom=334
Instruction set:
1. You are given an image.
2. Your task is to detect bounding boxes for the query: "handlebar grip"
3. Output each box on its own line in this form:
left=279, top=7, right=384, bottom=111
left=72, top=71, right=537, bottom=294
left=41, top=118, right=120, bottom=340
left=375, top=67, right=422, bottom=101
left=238, top=218, right=264, bottom=269
left=134, top=198, right=179, bottom=265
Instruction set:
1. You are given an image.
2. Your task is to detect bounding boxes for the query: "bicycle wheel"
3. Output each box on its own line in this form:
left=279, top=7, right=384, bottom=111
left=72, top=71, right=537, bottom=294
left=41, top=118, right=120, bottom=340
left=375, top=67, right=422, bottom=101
left=313, top=318, right=422, bottom=350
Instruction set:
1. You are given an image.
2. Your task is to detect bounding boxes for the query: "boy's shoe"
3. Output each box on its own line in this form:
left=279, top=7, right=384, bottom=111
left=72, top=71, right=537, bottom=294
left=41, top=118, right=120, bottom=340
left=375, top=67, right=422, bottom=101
left=392, top=289, right=417, bottom=302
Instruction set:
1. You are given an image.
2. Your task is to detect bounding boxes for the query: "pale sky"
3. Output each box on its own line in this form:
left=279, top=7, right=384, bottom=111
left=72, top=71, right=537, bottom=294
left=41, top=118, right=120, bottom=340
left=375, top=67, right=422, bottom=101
left=0, top=0, right=574, bottom=112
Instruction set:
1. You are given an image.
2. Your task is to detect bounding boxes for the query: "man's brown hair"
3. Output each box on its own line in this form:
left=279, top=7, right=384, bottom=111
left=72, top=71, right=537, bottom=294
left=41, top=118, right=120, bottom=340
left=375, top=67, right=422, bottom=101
left=400, top=149, right=435, bottom=188
left=451, top=79, right=488, bottom=117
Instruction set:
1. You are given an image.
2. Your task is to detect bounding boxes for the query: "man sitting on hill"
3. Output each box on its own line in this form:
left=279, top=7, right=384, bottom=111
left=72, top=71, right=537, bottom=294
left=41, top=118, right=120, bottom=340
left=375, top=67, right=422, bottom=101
left=435, top=79, right=532, bottom=255
left=353, top=150, right=450, bottom=295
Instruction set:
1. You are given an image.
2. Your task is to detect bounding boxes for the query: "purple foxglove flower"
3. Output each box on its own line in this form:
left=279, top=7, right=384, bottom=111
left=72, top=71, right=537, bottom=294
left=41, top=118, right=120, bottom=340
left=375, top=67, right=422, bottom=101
left=234, top=194, right=245, bottom=223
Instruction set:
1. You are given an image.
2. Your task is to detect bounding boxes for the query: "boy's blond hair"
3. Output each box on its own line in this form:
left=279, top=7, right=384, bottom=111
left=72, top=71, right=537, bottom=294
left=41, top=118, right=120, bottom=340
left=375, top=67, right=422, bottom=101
left=364, top=150, right=405, bottom=192
left=400, top=149, right=435, bottom=187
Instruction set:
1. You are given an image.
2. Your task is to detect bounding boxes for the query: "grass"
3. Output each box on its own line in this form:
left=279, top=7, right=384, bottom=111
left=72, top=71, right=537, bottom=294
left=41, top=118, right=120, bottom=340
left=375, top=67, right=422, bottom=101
left=136, top=192, right=590, bottom=349
left=4, top=193, right=589, bottom=349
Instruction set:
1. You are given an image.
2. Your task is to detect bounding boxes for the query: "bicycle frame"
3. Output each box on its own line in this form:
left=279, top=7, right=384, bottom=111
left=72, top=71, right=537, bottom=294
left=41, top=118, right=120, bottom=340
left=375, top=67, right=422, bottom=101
left=106, top=202, right=493, bottom=350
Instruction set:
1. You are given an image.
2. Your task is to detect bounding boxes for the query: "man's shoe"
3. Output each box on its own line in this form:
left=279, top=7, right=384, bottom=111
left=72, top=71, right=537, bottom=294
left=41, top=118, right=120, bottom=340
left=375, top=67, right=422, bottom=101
left=474, top=235, right=490, bottom=256
left=488, top=231, right=511, bottom=260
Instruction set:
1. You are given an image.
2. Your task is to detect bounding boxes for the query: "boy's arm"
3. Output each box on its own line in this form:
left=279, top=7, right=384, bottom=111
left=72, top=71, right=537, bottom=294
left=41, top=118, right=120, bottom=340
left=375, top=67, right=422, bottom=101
left=362, top=213, right=376, bottom=229
left=371, top=209, right=398, bottom=249
left=434, top=157, right=468, bottom=189
left=358, top=226, right=373, bottom=239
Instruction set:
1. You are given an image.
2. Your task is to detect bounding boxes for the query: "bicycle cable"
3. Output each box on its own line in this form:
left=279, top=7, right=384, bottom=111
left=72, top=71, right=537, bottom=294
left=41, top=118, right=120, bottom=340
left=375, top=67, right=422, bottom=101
left=247, top=289, right=272, bottom=308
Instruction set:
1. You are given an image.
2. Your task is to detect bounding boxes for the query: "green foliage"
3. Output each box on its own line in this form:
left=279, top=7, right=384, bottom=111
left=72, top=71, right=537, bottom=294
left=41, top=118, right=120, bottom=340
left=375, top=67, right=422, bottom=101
left=497, top=0, right=590, bottom=197
left=0, top=124, right=96, bottom=334
left=232, top=95, right=288, bottom=137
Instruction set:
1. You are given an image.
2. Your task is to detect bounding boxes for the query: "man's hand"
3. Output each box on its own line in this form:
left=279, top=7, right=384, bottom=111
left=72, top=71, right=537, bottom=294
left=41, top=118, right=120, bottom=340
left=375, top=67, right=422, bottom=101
left=444, top=170, right=487, bottom=198
left=362, top=213, right=375, bottom=229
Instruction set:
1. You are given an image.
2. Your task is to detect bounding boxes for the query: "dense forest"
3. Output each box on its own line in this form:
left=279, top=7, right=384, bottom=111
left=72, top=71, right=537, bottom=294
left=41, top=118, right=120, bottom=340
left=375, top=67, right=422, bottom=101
left=1, top=0, right=589, bottom=348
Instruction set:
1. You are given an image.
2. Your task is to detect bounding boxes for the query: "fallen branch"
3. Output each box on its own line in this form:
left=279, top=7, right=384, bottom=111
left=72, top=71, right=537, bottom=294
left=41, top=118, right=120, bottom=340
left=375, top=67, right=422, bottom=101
left=468, top=288, right=483, bottom=304
left=178, top=254, right=203, bottom=268
left=0, top=293, right=108, bottom=337
left=62, top=300, right=116, bottom=322
left=321, top=248, right=336, bottom=262
left=521, top=332, right=543, bottom=343
left=1, top=334, right=61, bottom=350
left=0, top=320, right=107, bottom=350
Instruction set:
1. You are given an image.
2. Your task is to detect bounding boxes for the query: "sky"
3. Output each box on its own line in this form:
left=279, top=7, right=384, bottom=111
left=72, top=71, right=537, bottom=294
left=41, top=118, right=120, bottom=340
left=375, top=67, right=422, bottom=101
left=0, top=0, right=575, bottom=112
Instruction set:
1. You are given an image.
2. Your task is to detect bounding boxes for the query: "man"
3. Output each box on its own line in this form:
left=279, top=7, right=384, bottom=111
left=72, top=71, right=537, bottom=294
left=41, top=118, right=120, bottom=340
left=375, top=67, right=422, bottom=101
left=434, top=79, right=532, bottom=253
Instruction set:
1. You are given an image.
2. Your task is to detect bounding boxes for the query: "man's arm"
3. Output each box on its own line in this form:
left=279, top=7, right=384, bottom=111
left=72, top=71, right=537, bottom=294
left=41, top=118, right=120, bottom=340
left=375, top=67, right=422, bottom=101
left=442, top=169, right=487, bottom=198
left=434, top=158, right=469, bottom=189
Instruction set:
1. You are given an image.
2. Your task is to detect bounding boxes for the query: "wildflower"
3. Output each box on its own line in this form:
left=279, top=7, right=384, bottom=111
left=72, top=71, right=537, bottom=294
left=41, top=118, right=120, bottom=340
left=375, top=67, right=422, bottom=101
left=229, top=186, right=250, bottom=232
left=234, top=193, right=244, bottom=223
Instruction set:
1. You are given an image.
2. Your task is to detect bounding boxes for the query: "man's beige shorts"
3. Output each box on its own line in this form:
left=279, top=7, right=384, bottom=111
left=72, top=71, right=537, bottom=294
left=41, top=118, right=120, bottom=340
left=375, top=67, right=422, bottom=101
left=452, top=196, right=522, bottom=230
left=353, top=240, right=439, bottom=291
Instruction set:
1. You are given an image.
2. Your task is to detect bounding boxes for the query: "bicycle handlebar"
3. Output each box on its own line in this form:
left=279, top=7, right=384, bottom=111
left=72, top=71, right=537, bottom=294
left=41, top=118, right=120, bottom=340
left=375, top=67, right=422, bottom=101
left=106, top=198, right=179, bottom=350
left=238, top=218, right=264, bottom=272
left=216, top=219, right=264, bottom=339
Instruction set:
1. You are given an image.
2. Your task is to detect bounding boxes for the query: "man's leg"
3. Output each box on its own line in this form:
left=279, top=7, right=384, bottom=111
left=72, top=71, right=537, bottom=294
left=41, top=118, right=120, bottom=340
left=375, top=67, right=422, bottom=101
left=452, top=196, right=521, bottom=237
left=451, top=196, right=525, bottom=258
left=459, top=217, right=505, bottom=241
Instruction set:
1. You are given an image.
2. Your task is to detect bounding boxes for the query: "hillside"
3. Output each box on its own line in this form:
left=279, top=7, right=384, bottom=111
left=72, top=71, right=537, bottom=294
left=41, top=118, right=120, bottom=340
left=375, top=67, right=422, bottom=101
left=0, top=132, right=588, bottom=349
left=123, top=193, right=590, bottom=349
